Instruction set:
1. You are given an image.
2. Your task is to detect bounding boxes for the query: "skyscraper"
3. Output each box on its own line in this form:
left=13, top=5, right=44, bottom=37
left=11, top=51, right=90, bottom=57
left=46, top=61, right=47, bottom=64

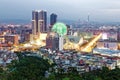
left=39, top=10, right=47, bottom=33
left=50, top=13, right=57, bottom=25
left=32, top=10, right=47, bottom=35
left=46, top=33, right=59, bottom=51
left=32, top=10, right=38, bottom=35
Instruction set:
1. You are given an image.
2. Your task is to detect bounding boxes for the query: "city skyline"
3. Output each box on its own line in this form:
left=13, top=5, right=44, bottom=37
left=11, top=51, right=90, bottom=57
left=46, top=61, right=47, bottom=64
left=0, top=0, right=120, bottom=22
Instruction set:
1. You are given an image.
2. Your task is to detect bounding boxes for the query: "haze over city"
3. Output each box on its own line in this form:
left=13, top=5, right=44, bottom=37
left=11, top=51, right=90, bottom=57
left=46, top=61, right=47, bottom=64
left=1, top=0, right=120, bottom=80
left=0, top=0, right=120, bottom=22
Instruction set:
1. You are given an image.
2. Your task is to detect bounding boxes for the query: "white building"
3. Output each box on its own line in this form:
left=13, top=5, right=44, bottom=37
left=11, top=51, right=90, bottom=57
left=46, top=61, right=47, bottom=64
left=59, top=36, right=64, bottom=51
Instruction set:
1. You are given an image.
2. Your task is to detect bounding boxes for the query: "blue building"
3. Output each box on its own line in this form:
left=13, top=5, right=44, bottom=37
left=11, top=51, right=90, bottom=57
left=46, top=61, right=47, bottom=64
left=50, top=13, right=57, bottom=25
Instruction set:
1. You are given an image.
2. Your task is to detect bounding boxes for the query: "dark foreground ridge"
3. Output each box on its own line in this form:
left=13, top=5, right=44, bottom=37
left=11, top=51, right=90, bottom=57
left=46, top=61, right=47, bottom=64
left=0, top=52, right=120, bottom=80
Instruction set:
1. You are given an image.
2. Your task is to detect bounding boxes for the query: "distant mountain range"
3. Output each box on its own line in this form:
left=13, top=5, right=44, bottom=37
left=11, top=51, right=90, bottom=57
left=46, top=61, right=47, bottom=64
left=0, top=19, right=31, bottom=24
left=0, top=19, right=120, bottom=26
left=0, top=19, right=75, bottom=25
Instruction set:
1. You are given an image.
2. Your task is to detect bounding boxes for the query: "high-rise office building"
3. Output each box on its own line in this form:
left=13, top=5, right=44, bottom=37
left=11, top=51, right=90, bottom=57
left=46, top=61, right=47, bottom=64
left=46, top=33, right=59, bottom=51
left=32, top=10, right=47, bottom=35
left=46, top=32, right=64, bottom=51
left=50, top=13, right=57, bottom=25
left=39, top=10, right=47, bottom=33
left=32, top=10, right=38, bottom=35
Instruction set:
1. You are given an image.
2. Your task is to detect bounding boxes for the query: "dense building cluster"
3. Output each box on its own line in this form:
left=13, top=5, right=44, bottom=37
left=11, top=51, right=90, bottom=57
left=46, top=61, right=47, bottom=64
left=0, top=50, right=18, bottom=66
left=0, top=10, right=120, bottom=76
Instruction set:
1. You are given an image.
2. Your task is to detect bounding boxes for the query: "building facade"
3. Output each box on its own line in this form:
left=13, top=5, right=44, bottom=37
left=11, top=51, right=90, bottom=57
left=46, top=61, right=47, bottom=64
left=46, top=33, right=60, bottom=51
left=4, top=35, right=19, bottom=45
left=32, top=10, right=47, bottom=35
left=50, top=13, right=57, bottom=25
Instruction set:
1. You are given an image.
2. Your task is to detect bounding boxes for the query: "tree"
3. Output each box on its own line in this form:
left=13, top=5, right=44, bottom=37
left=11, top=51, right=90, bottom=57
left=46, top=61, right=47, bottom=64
left=62, top=77, right=69, bottom=80
left=7, top=56, right=51, bottom=80
left=0, top=67, right=3, bottom=73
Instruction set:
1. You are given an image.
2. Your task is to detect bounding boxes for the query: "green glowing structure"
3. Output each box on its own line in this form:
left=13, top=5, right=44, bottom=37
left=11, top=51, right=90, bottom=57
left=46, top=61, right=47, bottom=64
left=52, top=22, right=67, bottom=36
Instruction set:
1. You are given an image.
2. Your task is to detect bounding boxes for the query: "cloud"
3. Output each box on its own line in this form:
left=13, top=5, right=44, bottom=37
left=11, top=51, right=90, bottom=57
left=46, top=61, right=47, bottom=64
left=1, top=0, right=120, bottom=22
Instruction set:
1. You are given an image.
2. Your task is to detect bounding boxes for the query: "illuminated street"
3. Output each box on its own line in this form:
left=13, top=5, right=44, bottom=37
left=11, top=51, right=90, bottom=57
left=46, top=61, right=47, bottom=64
left=64, top=33, right=102, bottom=53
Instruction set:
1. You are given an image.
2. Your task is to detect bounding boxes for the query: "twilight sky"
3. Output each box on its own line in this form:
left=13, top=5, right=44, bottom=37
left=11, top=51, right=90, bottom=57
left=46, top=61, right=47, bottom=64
left=0, top=0, right=120, bottom=22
